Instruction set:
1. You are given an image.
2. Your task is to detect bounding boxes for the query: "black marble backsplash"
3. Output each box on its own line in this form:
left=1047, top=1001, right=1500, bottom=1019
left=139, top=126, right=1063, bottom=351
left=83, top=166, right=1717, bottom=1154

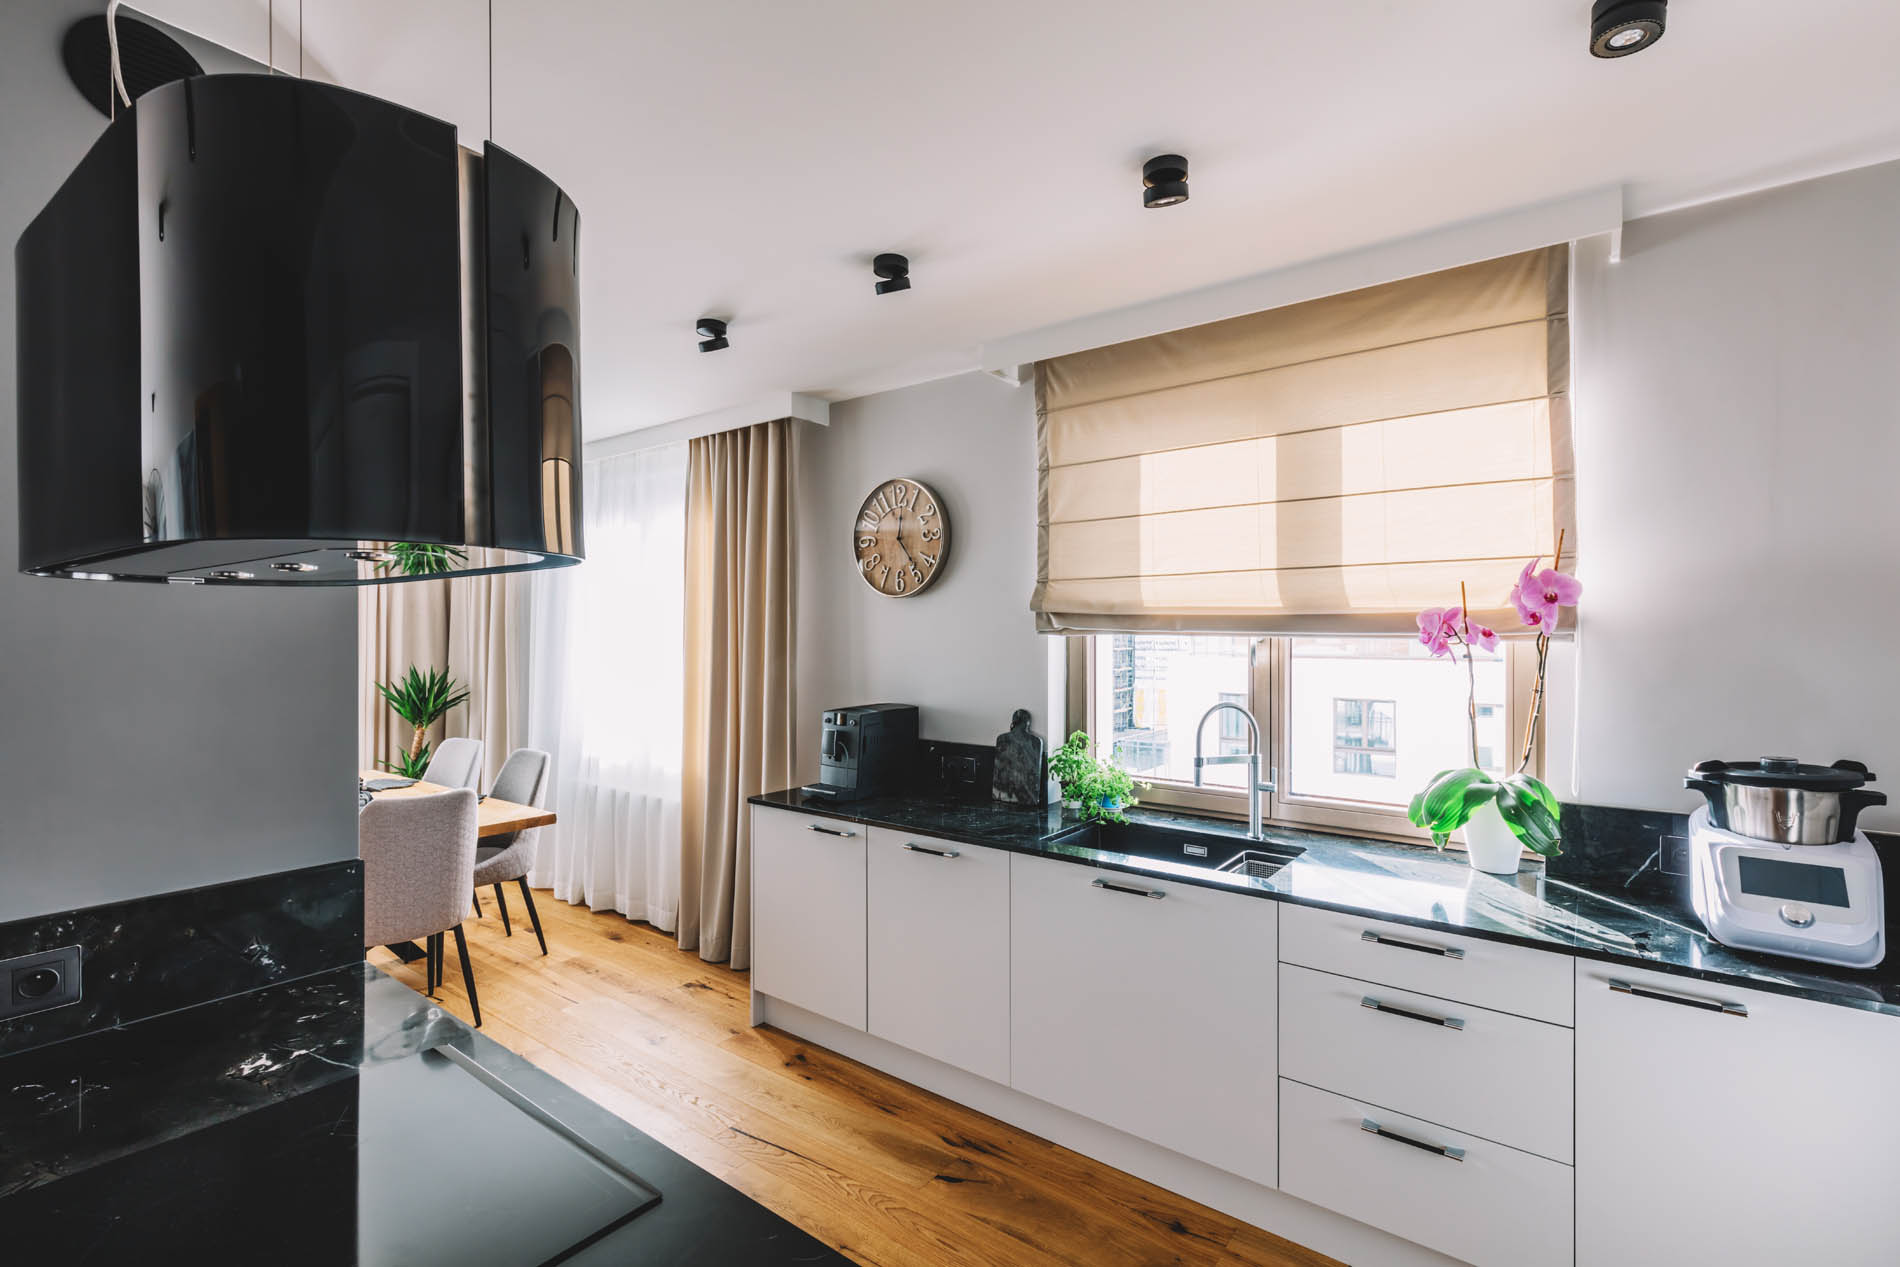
left=0, top=860, right=363, bottom=1058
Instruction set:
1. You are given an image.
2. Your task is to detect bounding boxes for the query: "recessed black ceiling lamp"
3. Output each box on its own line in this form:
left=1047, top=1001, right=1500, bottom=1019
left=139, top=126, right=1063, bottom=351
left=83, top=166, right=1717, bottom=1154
left=1142, top=154, right=1189, bottom=209
left=697, top=318, right=729, bottom=352
left=872, top=253, right=911, bottom=295
left=1590, top=0, right=1667, bottom=57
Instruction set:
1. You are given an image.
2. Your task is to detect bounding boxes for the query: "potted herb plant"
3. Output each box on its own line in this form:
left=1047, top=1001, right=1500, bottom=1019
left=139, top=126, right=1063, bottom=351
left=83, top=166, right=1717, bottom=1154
left=1050, top=731, right=1147, bottom=824
left=1408, top=536, right=1579, bottom=872
left=376, top=665, right=471, bottom=779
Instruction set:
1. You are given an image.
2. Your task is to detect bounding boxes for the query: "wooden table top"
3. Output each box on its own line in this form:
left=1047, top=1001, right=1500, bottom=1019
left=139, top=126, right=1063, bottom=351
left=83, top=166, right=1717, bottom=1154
left=360, top=770, right=556, bottom=839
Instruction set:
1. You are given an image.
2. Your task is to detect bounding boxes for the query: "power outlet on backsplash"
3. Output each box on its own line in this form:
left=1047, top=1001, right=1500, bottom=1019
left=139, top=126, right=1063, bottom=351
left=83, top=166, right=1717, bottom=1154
left=0, top=946, right=83, bottom=1021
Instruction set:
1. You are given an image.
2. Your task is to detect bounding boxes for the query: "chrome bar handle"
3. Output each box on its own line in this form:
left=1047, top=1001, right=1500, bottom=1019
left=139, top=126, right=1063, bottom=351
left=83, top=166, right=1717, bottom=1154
left=902, top=842, right=960, bottom=859
left=1092, top=877, right=1166, bottom=900
left=1361, top=929, right=1465, bottom=959
left=1362, top=996, right=1465, bottom=1030
left=1609, top=978, right=1748, bottom=1017
left=1361, top=1118, right=1465, bottom=1162
left=806, top=824, right=857, bottom=838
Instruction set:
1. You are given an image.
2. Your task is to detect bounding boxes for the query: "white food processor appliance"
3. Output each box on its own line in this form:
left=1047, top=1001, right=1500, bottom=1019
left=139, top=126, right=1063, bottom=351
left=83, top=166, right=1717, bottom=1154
left=1684, top=758, right=1886, bottom=969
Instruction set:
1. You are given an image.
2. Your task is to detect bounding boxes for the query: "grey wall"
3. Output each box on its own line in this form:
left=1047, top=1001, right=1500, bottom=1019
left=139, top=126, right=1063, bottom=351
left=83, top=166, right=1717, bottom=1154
left=0, top=0, right=358, bottom=922
left=795, top=372, right=1053, bottom=782
left=1569, top=160, right=1900, bottom=820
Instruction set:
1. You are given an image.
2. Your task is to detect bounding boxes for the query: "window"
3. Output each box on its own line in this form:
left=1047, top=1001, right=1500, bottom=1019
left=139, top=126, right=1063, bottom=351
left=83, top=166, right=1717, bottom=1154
left=1075, top=633, right=1529, bottom=838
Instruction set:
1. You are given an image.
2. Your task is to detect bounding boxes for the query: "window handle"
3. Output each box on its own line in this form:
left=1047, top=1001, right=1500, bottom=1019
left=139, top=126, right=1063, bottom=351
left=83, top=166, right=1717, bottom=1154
left=1361, top=929, right=1464, bottom=959
left=806, top=824, right=857, bottom=838
left=1360, top=1118, right=1465, bottom=1162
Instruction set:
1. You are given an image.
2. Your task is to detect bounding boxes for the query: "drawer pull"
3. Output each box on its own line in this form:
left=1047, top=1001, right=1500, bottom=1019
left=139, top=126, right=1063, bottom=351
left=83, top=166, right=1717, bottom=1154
left=1360, top=1118, right=1465, bottom=1162
left=902, top=842, right=960, bottom=859
left=1361, top=996, right=1465, bottom=1030
left=1360, top=929, right=1464, bottom=959
left=1609, top=978, right=1747, bottom=1017
left=1091, top=877, right=1166, bottom=900
left=806, top=824, right=857, bottom=838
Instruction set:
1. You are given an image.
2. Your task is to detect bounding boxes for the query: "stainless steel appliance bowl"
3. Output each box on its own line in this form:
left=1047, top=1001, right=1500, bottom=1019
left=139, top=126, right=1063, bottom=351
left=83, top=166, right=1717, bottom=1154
left=1685, top=757, right=1886, bottom=844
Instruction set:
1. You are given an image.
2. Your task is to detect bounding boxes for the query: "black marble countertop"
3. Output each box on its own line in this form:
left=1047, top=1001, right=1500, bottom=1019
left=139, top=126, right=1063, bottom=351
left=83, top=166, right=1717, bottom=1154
left=0, top=962, right=849, bottom=1266
left=752, top=788, right=1900, bottom=1018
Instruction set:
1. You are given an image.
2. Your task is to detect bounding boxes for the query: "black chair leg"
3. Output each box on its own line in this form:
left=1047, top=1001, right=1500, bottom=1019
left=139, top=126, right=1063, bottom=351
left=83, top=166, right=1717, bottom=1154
left=473, top=889, right=483, bottom=918
left=493, top=883, right=512, bottom=937
left=424, top=933, right=439, bottom=995
left=517, top=878, right=548, bottom=956
left=452, top=925, right=481, bottom=1028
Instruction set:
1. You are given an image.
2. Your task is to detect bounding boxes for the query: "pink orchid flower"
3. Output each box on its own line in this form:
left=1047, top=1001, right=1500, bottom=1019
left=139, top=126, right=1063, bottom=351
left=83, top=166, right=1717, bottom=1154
left=1533, top=567, right=1582, bottom=609
left=1415, top=606, right=1463, bottom=658
left=1469, top=621, right=1499, bottom=653
left=1509, top=557, right=1559, bottom=632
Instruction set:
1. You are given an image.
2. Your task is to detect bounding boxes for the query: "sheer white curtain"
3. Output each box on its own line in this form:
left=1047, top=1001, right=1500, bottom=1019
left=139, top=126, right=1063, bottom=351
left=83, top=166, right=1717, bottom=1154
left=526, top=442, right=687, bottom=929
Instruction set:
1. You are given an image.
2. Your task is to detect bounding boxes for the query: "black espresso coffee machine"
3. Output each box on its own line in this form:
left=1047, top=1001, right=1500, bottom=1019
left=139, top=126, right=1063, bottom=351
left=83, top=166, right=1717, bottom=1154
left=802, top=704, right=918, bottom=803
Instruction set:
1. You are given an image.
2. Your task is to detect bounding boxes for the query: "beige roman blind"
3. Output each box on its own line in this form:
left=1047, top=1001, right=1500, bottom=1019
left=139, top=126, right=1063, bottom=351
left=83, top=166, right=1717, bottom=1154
left=1033, top=245, right=1574, bottom=635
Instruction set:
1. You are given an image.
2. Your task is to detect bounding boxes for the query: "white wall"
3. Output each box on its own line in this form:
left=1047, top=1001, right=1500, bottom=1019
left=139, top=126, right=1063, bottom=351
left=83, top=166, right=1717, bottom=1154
left=0, top=1, right=359, bottom=921
left=795, top=373, right=1052, bottom=782
left=1571, top=160, right=1900, bottom=821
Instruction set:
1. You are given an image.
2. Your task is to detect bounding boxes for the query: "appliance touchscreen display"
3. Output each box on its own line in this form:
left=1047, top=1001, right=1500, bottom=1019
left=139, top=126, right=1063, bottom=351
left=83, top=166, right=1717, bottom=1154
left=1737, top=855, right=1850, bottom=907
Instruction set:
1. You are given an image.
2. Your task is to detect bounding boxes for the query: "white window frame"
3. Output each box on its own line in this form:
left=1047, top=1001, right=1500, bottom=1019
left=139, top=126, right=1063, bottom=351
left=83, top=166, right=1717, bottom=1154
left=1066, top=636, right=1542, bottom=845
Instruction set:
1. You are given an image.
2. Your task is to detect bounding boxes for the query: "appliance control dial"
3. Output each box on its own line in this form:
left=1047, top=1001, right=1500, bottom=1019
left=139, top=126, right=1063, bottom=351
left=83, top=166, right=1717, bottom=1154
left=1778, top=902, right=1817, bottom=929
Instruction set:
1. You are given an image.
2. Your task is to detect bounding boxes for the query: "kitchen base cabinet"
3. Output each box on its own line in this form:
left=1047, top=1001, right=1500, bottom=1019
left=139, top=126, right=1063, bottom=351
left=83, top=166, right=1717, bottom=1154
left=1576, top=961, right=1900, bottom=1266
left=1010, top=854, right=1278, bottom=1188
left=867, top=827, right=1011, bottom=1084
left=750, top=808, right=867, bottom=1030
left=1280, top=1080, right=1573, bottom=1267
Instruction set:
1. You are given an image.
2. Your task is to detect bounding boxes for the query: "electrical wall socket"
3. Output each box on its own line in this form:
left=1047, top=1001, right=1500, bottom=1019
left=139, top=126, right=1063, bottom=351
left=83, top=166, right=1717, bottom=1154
left=0, top=945, right=83, bottom=1021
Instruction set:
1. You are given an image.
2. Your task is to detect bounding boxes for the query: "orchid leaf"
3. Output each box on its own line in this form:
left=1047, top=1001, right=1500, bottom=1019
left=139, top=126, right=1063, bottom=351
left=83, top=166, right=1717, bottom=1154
left=1412, top=768, right=1487, bottom=831
left=1504, top=772, right=1560, bottom=821
left=1495, top=781, right=1562, bottom=857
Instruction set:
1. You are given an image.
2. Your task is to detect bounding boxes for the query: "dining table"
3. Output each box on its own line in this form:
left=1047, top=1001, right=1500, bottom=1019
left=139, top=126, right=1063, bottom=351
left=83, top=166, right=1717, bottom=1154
left=360, top=769, right=557, bottom=965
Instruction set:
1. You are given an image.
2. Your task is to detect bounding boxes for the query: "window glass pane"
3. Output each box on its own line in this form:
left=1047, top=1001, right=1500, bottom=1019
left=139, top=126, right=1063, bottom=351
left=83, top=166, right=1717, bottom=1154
left=1288, top=637, right=1506, bottom=808
left=1095, top=635, right=1253, bottom=789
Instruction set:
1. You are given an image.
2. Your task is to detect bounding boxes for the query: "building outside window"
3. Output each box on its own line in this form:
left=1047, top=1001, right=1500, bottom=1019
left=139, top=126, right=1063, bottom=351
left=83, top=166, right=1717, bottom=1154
left=1332, top=698, right=1397, bottom=778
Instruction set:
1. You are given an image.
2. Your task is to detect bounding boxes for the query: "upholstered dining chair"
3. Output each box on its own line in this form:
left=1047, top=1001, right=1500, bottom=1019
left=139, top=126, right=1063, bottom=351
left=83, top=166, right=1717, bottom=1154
left=360, top=787, right=484, bottom=1027
left=469, top=748, right=551, bottom=956
left=423, top=736, right=484, bottom=790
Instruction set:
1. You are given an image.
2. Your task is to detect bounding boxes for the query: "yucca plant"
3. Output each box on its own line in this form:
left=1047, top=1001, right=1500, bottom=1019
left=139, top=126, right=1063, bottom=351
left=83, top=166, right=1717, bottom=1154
left=376, top=666, right=470, bottom=776
left=378, top=542, right=469, bottom=577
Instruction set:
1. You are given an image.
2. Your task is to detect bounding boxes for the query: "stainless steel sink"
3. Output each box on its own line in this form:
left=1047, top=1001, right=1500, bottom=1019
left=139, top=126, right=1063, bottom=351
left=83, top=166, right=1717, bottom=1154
left=1049, top=819, right=1304, bottom=879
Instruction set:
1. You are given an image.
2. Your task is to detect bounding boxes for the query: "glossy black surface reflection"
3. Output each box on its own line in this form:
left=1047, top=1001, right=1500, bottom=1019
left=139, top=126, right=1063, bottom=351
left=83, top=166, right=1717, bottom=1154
left=14, top=74, right=583, bottom=584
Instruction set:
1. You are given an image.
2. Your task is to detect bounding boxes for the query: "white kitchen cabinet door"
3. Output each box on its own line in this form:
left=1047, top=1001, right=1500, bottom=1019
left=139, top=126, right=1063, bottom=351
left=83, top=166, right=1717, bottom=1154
left=866, top=828, right=1011, bottom=1084
left=1576, top=961, right=1900, bottom=1266
left=298, top=0, right=489, bottom=143
left=750, top=807, right=866, bottom=1031
left=129, top=1, right=273, bottom=66
left=1010, top=854, right=1278, bottom=1188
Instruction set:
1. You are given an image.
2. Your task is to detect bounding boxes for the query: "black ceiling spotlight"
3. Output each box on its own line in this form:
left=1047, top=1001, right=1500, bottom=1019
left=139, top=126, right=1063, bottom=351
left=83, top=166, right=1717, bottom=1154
left=1590, top=0, right=1667, bottom=57
left=697, top=318, right=729, bottom=353
left=1142, top=154, right=1190, bottom=209
left=872, top=253, right=911, bottom=295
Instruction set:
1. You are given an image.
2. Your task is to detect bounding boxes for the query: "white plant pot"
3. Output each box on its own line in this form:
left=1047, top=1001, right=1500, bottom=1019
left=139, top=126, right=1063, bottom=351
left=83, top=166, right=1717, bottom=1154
left=1462, top=802, right=1525, bottom=875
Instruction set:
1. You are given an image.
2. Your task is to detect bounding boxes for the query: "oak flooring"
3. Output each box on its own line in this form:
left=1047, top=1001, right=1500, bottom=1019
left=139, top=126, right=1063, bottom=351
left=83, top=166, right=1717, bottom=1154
left=366, top=891, right=1341, bottom=1267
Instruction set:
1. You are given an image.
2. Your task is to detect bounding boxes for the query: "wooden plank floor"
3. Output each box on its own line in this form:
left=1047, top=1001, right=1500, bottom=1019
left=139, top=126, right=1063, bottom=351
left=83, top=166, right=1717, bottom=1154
left=367, top=891, right=1341, bottom=1267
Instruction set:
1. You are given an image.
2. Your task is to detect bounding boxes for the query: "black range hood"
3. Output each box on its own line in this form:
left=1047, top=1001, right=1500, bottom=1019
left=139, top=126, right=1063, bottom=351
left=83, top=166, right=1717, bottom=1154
left=15, top=73, right=583, bottom=585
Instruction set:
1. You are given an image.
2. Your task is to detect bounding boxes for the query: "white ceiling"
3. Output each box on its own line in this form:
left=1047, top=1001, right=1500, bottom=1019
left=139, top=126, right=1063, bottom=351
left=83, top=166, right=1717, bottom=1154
left=489, top=3, right=1900, bottom=437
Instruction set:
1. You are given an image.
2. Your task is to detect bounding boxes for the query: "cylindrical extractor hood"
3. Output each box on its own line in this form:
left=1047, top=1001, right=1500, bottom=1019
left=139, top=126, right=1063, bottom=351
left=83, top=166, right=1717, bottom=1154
left=14, top=73, right=583, bottom=585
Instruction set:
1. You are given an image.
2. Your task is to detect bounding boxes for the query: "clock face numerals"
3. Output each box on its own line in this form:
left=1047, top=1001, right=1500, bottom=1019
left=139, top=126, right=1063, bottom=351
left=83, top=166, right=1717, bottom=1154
left=854, top=477, right=948, bottom=598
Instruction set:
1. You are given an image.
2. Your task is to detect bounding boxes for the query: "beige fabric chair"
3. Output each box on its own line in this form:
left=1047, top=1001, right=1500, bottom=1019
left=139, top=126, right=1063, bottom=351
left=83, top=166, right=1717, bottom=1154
left=360, top=787, right=483, bottom=1026
left=471, top=748, right=550, bottom=955
left=423, top=736, right=484, bottom=790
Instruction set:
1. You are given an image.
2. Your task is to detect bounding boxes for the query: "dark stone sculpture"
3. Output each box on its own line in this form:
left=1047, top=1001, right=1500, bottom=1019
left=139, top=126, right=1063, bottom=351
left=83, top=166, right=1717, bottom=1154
left=992, top=709, right=1046, bottom=805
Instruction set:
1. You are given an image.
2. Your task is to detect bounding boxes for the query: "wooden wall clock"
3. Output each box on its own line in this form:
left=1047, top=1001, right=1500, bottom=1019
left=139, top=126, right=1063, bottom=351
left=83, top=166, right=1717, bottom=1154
left=854, top=477, right=950, bottom=597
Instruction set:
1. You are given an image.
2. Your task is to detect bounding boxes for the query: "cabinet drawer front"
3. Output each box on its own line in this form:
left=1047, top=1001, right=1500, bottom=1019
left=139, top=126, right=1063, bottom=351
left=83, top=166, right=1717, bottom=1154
left=1280, top=903, right=1573, bottom=1026
left=1280, top=1080, right=1573, bottom=1267
left=750, top=807, right=867, bottom=1030
left=1280, top=964, right=1572, bottom=1162
left=867, top=828, right=1011, bottom=1084
left=1010, top=854, right=1278, bottom=1188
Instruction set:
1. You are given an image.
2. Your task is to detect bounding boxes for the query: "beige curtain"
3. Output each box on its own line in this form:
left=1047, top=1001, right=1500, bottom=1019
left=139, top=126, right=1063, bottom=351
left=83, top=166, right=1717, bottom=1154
left=447, top=573, right=533, bottom=786
left=678, top=419, right=798, bottom=969
left=1033, top=246, right=1574, bottom=635
left=357, top=581, right=450, bottom=771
